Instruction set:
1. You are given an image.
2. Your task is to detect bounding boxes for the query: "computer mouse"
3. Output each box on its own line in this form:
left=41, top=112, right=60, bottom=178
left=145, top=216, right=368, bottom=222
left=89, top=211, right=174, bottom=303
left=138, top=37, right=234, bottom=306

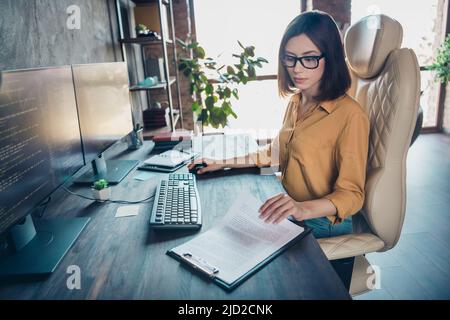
left=189, top=162, right=208, bottom=174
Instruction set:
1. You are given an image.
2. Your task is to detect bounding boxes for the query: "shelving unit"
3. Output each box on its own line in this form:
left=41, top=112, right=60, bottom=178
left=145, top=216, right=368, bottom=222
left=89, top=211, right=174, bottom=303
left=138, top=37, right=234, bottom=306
left=115, top=0, right=183, bottom=135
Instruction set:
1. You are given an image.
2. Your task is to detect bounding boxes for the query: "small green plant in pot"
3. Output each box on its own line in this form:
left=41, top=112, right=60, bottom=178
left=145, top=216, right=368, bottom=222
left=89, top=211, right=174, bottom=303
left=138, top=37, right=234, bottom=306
left=136, top=24, right=149, bottom=36
left=91, top=179, right=111, bottom=201
left=177, top=39, right=268, bottom=131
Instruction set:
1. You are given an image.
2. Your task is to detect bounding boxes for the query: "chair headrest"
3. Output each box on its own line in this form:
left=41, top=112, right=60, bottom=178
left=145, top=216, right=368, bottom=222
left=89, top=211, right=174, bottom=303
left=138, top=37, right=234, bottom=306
left=344, top=14, right=403, bottom=79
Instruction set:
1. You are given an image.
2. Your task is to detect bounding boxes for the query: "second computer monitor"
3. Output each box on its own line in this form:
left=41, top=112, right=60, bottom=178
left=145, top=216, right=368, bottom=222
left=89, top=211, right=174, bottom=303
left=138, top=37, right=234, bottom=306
left=72, top=62, right=138, bottom=184
left=72, top=62, right=134, bottom=161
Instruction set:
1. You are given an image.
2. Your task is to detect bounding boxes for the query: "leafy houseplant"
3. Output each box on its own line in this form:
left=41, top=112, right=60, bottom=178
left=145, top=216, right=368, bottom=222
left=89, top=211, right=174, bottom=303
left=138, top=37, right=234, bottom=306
left=410, top=35, right=450, bottom=147
left=91, top=179, right=111, bottom=201
left=177, top=40, right=268, bottom=129
left=426, top=34, right=450, bottom=85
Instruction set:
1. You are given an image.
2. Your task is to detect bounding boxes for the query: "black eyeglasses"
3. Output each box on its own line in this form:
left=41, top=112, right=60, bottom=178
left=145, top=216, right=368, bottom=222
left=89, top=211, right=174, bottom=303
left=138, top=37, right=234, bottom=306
left=282, top=53, right=324, bottom=69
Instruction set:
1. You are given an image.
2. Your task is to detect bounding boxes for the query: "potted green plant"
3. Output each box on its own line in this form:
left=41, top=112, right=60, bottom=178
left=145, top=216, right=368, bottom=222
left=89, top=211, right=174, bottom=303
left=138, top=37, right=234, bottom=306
left=177, top=39, right=268, bottom=131
left=91, top=179, right=111, bottom=201
left=136, top=24, right=149, bottom=36
left=426, top=34, right=450, bottom=85
left=410, top=34, right=450, bottom=146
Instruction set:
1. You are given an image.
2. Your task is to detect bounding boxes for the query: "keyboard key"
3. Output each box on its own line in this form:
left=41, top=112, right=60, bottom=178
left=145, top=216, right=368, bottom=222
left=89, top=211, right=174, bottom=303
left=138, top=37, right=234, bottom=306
left=190, top=197, right=197, bottom=210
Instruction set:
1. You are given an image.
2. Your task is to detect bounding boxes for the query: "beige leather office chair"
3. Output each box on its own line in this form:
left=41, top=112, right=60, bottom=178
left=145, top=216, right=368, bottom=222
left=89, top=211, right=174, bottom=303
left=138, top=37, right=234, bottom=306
left=317, top=14, right=421, bottom=296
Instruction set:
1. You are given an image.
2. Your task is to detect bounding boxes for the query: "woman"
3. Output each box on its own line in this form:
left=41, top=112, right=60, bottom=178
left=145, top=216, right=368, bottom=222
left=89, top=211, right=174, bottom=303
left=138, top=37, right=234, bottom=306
left=188, top=11, right=369, bottom=239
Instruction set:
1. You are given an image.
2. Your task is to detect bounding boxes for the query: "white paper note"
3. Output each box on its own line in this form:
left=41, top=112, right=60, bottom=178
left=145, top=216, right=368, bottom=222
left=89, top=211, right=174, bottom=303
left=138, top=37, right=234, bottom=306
left=115, top=205, right=140, bottom=218
left=134, top=171, right=155, bottom=181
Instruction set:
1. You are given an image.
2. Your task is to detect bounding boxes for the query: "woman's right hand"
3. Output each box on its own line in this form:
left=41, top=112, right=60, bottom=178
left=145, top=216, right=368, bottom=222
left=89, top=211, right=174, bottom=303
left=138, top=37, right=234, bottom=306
left=187, top=157, right=225, bottom=174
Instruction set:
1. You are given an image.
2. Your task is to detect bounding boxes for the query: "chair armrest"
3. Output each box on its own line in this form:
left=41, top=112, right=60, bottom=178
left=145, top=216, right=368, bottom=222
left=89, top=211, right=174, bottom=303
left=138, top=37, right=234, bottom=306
left=317, top=233, right=385, bottom=260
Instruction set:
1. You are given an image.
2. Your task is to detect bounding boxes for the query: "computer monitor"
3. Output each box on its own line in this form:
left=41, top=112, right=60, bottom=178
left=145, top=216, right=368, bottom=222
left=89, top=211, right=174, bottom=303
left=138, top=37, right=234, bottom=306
left=71, top=62, right=139, bottom=184
left=0, top=66, right=90, bottom=277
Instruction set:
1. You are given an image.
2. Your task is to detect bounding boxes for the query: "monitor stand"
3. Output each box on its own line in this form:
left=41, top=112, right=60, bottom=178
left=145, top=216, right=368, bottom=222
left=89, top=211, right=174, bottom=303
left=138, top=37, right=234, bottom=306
left=0, top=215, right=90, bottom=277
left=73, top=153, right=139, bottom=185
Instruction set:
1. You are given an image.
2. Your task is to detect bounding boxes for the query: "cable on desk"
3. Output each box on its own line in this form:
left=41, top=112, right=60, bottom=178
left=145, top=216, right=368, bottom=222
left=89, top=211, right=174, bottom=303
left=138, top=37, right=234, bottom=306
left=35, top=196, right=52, bottom=218
left=61, top=186, right=155, bottom=204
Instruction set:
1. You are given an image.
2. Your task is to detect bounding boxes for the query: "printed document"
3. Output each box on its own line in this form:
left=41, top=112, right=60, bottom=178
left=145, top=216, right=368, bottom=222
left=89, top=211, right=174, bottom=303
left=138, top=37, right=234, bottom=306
left=169, top=193, right=305, bottom=285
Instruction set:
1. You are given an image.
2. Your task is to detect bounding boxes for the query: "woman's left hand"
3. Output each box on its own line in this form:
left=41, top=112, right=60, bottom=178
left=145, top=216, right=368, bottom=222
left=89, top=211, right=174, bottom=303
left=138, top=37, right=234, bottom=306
left=258, top=193, right=309, bottom=224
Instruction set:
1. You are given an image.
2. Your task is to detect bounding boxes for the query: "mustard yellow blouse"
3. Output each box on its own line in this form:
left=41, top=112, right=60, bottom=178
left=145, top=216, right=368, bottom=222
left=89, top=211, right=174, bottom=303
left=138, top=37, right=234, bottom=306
left=250, top=93, right=370, bottom=224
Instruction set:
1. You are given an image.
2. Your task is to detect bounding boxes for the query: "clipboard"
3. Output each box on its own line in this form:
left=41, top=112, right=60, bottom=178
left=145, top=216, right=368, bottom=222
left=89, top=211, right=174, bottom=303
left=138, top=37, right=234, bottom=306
left=166, top=226, right=312, bottom=291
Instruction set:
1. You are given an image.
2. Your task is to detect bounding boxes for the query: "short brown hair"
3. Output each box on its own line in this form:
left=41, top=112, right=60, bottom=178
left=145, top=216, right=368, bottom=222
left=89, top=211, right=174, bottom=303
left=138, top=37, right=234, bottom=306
left=278, top=11, right=351, bottom=101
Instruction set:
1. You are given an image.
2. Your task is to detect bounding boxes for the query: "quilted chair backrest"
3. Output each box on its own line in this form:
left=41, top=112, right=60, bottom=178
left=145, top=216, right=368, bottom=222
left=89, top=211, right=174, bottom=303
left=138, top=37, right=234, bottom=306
left=344, top=15, right=421, bottom=250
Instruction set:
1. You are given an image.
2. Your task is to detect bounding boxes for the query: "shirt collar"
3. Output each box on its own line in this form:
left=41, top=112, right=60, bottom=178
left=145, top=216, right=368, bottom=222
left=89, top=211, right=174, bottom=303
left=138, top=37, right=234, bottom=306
left=319, top=100, right=338, bottom=114
left=295, top=92, right=346, bottom=114
left=319, top=94, right=346, bottom=114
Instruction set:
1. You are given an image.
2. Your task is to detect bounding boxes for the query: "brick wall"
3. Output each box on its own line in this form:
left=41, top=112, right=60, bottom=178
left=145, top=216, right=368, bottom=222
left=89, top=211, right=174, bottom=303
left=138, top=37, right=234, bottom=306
left=443, top=84, right=450, bottom=133
left=307, top=0, right=352, bottom=34
left=440, top=1, right=449, bottom=134
left=173, top=0, right=195, bottom=130
left=171, top=0, right=195, bottom=130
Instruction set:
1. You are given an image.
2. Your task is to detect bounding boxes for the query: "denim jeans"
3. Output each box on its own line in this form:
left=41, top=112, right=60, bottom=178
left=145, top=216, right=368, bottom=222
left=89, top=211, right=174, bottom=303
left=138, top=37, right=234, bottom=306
left=305, top=216, right=354, bottom=290
left=304, top=216, right=353, bottom=239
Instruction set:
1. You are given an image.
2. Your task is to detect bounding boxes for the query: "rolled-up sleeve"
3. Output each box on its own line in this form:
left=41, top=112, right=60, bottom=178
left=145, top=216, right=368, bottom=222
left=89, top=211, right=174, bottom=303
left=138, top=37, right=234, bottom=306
left=324, top=112, right=369, bottom=224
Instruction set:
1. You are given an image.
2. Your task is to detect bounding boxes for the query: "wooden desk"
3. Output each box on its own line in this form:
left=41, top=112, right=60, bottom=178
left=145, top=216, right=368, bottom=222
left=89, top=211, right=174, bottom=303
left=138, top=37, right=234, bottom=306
left=0, top=141, right=351, bottom=299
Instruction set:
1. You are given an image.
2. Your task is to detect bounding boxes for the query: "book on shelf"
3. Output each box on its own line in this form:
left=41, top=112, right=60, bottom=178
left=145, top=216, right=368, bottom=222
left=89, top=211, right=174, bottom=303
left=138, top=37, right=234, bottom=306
left=151, top=129, right=193, bottom=150
left=152, top=129, right=193, bottom=142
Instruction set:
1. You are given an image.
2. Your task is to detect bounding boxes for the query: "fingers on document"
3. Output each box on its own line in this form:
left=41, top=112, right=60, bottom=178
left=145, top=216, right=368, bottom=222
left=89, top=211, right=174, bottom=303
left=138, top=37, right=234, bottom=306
left=259, top=193, right=285, bottom=214
left=272, top=202, right=294, bottom=224
left=263, top=198, right=291, bottom=223
left=259, top=193, right=288, bottom=219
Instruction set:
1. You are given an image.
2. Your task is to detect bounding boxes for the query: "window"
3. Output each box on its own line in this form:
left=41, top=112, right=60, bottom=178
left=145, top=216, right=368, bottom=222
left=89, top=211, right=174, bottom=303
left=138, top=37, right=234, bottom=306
left=194, top=0, right=300, bottom=136
left=351, top=0, right=447, bottom=128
